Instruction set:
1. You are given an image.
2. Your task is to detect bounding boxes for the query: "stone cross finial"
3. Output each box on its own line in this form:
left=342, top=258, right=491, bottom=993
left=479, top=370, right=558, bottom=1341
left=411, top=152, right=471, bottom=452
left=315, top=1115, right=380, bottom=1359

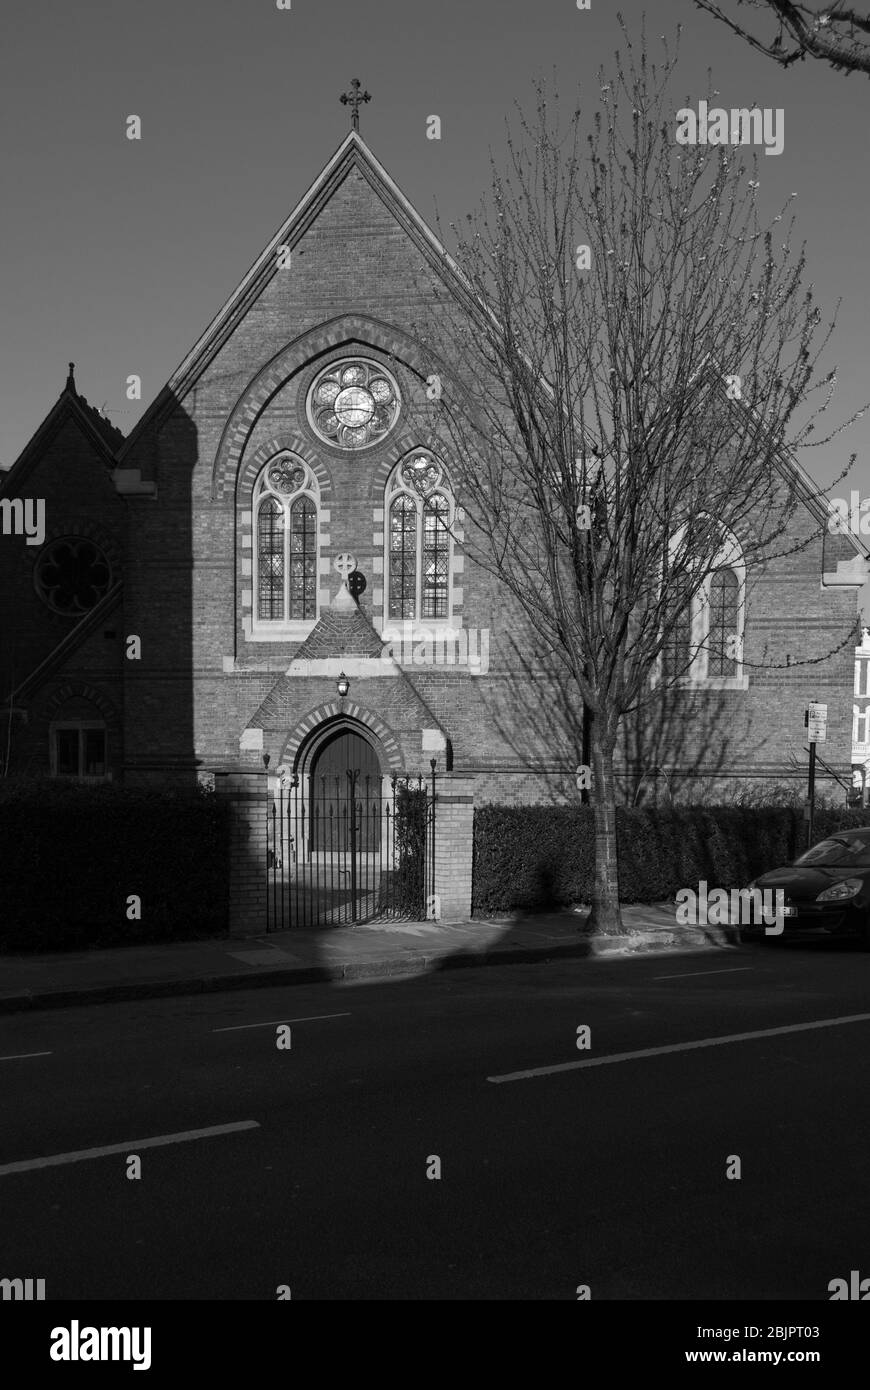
left=340, top=78, right=371, bottom=132
left=331, top=553, right=358, bottom=612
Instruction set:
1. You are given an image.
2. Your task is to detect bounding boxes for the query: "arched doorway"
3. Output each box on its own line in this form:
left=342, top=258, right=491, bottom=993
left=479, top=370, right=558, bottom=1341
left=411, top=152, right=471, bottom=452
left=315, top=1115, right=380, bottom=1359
left=266, top=713, right=434, bottom=929
left=309, top=728, right=382, bottom=852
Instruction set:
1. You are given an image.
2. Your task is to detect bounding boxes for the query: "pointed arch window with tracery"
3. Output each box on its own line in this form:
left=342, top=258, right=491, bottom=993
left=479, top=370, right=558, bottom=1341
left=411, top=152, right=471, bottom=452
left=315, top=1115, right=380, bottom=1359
left=385, top=451, right=454, bottom=622
left=660, top=520, right=747, bottom=689
left=253, top=454, right=319, bottom=626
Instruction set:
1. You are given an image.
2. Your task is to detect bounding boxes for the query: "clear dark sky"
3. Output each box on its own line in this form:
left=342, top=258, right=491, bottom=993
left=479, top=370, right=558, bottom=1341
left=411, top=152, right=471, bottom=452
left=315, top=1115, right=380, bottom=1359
left=1, top=0, right=867, bottom=606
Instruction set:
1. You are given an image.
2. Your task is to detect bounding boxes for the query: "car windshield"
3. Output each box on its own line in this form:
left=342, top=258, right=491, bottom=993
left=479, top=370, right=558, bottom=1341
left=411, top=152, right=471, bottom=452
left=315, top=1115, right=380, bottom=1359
left=794, top=833, right=870, bottom=867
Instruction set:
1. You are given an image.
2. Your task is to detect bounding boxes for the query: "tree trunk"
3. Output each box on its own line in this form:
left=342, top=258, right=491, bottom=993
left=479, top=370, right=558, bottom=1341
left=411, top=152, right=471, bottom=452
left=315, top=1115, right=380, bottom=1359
left=586, top=716, right=622, bottom=936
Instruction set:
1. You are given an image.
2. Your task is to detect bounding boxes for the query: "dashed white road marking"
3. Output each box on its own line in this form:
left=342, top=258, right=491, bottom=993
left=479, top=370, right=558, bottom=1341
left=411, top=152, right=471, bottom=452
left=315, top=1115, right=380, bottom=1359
left=0, top=1121, right=260, bottom=1177
left=653, top=967, right=755, bottom=980
left=0, top=1051, right=52, bottom=1062
left=487, top=1012, right=870, bottom=1084
left=212, top=1012, right=351, bottom=1033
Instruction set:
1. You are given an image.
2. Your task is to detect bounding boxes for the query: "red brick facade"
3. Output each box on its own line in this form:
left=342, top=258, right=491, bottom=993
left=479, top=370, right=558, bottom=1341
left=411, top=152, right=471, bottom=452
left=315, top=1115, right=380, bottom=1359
left=1, top=132, right=865, bottom=927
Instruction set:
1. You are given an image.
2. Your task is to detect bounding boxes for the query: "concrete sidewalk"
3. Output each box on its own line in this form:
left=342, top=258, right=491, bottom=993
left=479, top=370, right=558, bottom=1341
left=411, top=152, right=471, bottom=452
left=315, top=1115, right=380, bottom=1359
left=0, top=904, right=737, bottom=1014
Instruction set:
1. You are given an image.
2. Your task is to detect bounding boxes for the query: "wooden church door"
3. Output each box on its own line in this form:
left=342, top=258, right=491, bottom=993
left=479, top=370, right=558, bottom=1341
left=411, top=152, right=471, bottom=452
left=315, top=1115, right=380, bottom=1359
left=310, top=730, right=381, bottom=851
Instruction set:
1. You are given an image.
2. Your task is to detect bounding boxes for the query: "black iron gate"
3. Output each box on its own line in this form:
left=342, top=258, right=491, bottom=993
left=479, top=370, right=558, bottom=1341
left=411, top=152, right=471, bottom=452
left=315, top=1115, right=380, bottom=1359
left=266, top=761, right=436, bottom=929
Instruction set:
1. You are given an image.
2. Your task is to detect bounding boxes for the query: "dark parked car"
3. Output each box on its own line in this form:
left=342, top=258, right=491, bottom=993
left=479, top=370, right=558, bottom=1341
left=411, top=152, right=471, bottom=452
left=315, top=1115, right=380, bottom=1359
left=742, top=827, right=870, bottom=946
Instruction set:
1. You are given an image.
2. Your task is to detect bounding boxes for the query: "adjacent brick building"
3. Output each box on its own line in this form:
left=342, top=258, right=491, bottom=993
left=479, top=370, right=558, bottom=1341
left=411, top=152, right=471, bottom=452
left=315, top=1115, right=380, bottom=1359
left=1, top=130, right=866, bottom=926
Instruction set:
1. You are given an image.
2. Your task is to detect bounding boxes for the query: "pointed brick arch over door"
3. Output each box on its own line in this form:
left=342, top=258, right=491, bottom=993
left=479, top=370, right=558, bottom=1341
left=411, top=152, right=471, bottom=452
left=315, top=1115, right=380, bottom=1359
left=280, top=703, right=403, bottom=776
left=211, top=314, right=454, bottom=502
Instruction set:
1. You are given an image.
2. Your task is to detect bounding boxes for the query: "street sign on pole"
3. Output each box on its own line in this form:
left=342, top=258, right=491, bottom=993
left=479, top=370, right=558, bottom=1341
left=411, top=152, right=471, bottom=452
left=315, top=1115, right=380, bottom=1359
left=807, top=702, right=828, bottom=743
left=804, top=701, right=828, bottom=850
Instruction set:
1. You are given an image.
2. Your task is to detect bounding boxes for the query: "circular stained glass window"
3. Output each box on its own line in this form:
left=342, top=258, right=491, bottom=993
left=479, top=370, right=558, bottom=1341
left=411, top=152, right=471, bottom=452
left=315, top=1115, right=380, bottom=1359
left=307, top=359, right=400, bottom=450
left=35, top=538, right=112, bottom=615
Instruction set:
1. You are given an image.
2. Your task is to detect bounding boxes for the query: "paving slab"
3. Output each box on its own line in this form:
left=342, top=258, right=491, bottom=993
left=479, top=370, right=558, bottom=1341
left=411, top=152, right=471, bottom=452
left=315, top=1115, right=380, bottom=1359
left=0, top=904, right=738, bottom=1014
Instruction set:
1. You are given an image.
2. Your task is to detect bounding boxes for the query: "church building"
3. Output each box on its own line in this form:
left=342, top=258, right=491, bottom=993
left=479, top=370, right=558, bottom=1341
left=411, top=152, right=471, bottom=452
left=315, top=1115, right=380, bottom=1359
left=1, top=96, right=866, bottom=929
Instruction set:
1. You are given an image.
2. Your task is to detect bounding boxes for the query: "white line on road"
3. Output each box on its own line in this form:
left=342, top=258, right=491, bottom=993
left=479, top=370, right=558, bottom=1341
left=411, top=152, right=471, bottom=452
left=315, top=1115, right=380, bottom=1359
left=653, top=967, right=755, bottom=980
left=487, top=1012, right=870, bottom=1084
left=0, top=1051, right=52, bottom=1062
left=0, top=1120, right=260, bottom=1177
left=212, top=1012, right=351, bottom=1033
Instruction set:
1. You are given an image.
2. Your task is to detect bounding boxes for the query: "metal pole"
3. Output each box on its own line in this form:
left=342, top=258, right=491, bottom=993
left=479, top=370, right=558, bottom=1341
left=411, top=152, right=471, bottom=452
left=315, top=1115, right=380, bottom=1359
left=263, top=755, right=273, bottom=933
left=268, top=802, right=275, bottom=932
left=430, top=758, right=437, bottom=916
left=807, top=740, right=817, bottom=851
left=348, top=768, right=358, bottom=922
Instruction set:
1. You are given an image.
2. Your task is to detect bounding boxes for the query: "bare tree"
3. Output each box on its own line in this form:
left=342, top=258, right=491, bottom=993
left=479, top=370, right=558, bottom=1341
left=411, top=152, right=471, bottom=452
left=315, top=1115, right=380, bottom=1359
left=693, top=1, right=870, bottom=77
left=406, top=24, right=862, bottom=934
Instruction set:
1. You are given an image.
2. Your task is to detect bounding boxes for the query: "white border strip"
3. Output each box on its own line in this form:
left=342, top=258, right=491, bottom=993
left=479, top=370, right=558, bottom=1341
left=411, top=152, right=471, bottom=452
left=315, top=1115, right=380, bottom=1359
left=0, top=1121, right=260, bottom=1176
left=212, top=1012, right=350, bottom=1033
left=652, top=967, right=755, bottom=980
left=488, top=1013, right=870, bottom=1084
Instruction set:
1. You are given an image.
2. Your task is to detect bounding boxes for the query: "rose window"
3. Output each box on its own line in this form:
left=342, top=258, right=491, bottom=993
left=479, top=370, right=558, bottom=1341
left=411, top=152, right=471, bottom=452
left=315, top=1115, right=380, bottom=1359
left=35, top=538, right=112, bottom=615
left=307, top=359, right=400, bottom=449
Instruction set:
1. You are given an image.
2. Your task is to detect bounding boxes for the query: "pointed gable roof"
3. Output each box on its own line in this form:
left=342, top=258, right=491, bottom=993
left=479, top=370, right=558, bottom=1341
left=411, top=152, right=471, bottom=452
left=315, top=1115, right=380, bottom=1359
left=116, top=130, right=475, bottom=465
left=1, top=369, right=125, bottom=496
left=108, top=123, right=855, bottom=585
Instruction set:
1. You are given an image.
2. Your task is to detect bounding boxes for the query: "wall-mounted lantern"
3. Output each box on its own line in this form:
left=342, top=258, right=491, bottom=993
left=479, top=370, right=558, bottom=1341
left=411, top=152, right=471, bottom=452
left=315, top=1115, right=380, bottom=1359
left=337, top=671, right=350, bottom=698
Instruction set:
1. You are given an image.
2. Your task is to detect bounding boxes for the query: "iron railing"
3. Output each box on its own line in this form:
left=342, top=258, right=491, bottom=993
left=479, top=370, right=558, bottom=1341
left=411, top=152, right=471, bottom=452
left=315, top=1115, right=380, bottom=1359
left=266, top=762, right=436, bottom=929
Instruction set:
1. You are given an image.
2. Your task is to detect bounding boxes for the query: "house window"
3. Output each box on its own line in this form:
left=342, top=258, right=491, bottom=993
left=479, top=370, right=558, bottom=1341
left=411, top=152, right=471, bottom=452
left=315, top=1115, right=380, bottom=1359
left=253, top=455, right=319, bottom=627
left=662, top=600, right=694, bottom=682
left=385, top=452, right=454, bottom=622
left=289, top=495, right=317, bottom=619
left=257, top=498, right=285, bottom=619
left=51, top=723, right=107, bottom=778
left=389, top=494, right=417, bottom=619
left=707, top=567, right=740, bottom=678
left=661, top=522, right=747, bottom=688
left=422, top=494, right=450, bottom=619
left=854, top=704, right=870, bottom=746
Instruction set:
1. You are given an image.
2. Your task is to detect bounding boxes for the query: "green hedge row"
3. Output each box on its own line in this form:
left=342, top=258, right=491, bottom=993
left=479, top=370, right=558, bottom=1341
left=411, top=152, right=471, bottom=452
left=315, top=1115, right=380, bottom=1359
left=472, top=804, right=870, bottom=915
left=0, top=781, right=231, bottom=951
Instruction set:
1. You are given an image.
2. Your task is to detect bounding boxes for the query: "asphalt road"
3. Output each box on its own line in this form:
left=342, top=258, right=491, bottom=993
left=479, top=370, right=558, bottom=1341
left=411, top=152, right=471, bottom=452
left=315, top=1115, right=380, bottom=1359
left=2, top=937, right=869, bottom=1300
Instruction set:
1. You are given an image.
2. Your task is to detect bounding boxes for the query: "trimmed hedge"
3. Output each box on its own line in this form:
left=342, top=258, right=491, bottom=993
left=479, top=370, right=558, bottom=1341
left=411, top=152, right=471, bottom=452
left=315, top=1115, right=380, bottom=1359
left=472, top=804, right=870, bottom=915
left=0, top=781, right=231, bottom=952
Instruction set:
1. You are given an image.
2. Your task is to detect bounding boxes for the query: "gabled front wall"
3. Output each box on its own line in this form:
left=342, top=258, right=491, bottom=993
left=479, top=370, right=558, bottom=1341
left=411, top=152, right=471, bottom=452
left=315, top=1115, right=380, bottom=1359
left=118, top=159, right=527, bottom=782
left=12, top=145, right=856, bottom=806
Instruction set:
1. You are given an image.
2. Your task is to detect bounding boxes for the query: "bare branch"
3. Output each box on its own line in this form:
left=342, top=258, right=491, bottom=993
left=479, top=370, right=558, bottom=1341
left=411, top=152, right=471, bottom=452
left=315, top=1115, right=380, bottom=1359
left=398, top=26, right=865, bottom=931
left=693, top=0, right=870, bottom=76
